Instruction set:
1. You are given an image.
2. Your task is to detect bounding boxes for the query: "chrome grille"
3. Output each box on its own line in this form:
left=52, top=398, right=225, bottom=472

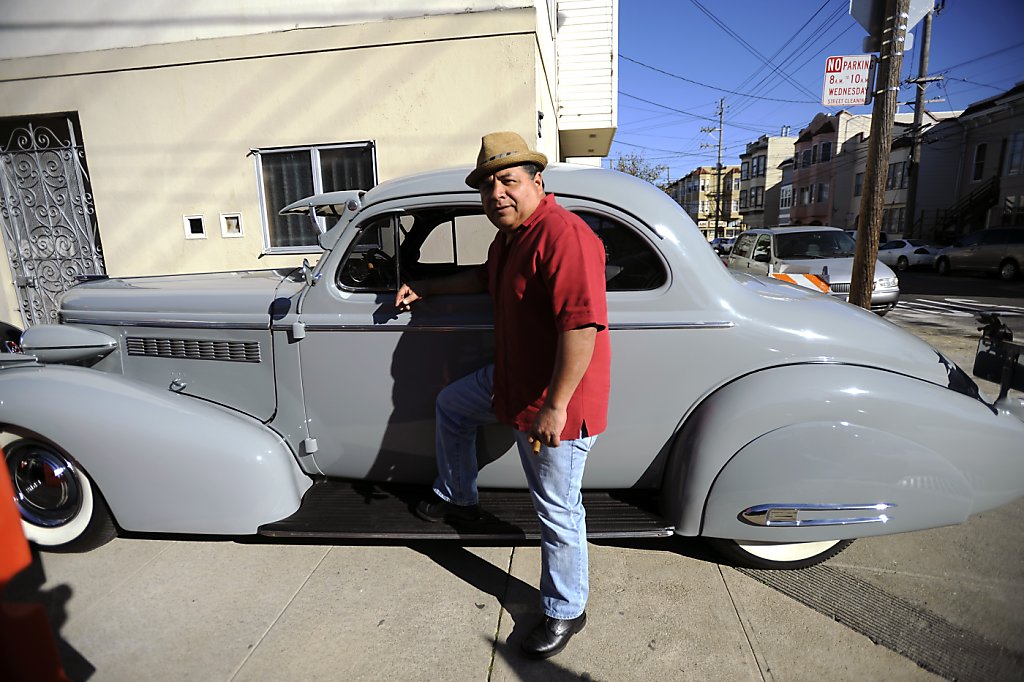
left=828, top=283, right=850, bottom=294
left=126, top=337, right=261, bottom=363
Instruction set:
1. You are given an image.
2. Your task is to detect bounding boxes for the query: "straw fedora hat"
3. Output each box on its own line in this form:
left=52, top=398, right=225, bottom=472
left=465, top=131, right=548, bottom=188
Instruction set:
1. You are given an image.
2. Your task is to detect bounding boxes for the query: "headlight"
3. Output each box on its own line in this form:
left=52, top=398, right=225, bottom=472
left=874, top=276, right=898, bottom=289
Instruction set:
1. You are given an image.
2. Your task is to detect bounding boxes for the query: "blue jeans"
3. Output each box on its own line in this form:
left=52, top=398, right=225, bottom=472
left=433, top=364, right=595, bottom=620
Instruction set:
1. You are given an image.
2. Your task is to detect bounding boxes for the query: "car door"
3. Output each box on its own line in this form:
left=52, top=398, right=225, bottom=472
left=727, top=233, right=757, bottom=271
left=976, top=230, right=1009, bottom=272
left=877, top=240, right=904, bottom=266
left=951, top=232, right=983, bottom=269
left=294, top=202, right=507, bottom=484
left=749, top=234, right=772, bottom=275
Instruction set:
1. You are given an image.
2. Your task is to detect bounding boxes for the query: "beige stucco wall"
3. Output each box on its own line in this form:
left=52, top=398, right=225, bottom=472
left=0, top=9, right=556, bottom=326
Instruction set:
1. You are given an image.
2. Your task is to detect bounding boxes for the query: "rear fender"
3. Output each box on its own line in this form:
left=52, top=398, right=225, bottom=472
left=662, top=364, right=1024, bottom=540
left=0, top=364, right=311, bottom=535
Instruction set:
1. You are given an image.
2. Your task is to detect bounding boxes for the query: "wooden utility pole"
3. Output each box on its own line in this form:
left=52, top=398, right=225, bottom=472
left=715, top=98, right=725, bottom=238
left=701, top=98, right=725, bottom=239
left=849, top=0, right=910, bottom=310
left=903, top=8, right=934, bottom=238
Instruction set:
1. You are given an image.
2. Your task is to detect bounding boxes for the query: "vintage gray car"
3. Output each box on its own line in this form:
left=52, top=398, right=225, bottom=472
left=4, top=165, right=1024, bottom=570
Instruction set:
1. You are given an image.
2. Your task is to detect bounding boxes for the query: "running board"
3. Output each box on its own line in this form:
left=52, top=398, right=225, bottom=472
left=258, top=480, right=675, bottom=540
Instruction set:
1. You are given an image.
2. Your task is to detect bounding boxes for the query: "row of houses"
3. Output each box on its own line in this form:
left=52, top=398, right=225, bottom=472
left=670, top=81, right=1024, bottom=244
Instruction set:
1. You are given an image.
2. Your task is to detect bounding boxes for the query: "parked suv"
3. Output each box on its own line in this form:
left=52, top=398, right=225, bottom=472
left=727, top=226, right=900, bottom=315
left=934, top=228, right=1024, bottom=280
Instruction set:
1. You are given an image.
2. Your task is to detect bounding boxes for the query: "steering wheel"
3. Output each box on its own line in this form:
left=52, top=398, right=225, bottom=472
left=365, top=248, right=394, bottom=270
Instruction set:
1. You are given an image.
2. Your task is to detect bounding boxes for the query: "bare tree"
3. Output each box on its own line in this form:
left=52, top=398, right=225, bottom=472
left=612, top=151, right=668, bottom=187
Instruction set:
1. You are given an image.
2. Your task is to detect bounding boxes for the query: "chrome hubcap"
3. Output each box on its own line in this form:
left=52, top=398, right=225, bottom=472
left=6, top=442, right=82, bottom=527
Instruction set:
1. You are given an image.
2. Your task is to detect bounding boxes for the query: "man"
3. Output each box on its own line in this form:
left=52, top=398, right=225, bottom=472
left=394, top=131, right=610, bottom=659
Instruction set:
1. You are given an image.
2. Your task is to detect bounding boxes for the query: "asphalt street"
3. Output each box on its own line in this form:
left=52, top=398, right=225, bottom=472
left=5, top=274, right=1024, bottom=682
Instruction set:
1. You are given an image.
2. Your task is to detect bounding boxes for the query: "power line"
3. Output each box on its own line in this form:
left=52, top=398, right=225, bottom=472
left=729, top=2, right=849, bottom=118
left=732, top=0, right=837, bottom=93
left=619, top=92, right=789, bottom=135
left=618, top=54, right=818, bottom=103
left=687, top=0, right=821, bottom=102
left=932, top=40, right=1024, bottom=73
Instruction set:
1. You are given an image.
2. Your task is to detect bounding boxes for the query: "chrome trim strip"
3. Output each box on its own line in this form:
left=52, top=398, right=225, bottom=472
left=740, top=502, right=896, bottom=527
left=65, top=317, right=734, bottom=333
left=62, top=316, right=268, bottom=330
left=276, top=321, right=735, bottom=333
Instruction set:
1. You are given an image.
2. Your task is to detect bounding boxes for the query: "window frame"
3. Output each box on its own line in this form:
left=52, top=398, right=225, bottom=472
left=972, top=143, right=987, bottom=182
left=254, top=140, right=378, bottom=255
left=1006, top=133, right=1024, bottom=176
left=820, top=141, right=832, bottom=163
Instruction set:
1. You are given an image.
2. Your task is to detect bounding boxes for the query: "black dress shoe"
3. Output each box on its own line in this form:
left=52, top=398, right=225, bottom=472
left=520, top=612, right=587, bottom=659
left=414, top=493, right=481, bottom=524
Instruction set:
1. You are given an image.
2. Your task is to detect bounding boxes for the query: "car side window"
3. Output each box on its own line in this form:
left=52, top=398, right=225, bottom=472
left=732, top=234, right=756, bottom=259
left=880, top=241, right=903, bottom=250
left=752, top=235, right=771, bottom=261
left=984, top=230, right=1009, bottom=245
left=337, top=215, right=400, bottom=291
left=337, top=208, right=497, bottom=292
left=415, top=213, right=493, bottom=266
left=575, top=212, right=667, bottom=291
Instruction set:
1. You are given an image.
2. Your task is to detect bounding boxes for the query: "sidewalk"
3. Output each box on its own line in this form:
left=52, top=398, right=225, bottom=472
left=12, top=538, right=943, bottom=681
left=6, top=315, right=1021, bottom=682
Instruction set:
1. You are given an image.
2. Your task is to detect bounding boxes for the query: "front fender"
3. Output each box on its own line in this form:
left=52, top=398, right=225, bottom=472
left=663, top=364, right=1024, bottom=540
left=0, top=364, right=311, bottom=535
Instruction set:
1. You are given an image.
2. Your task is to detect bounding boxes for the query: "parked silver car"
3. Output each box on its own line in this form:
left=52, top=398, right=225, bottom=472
left=934, top=227, right=1024, bottom=280
left=877, top=239, right=940, bottom=271
left=4, top=166, right=1023, bottom=570
left=727, top=226, right=900, bottom=315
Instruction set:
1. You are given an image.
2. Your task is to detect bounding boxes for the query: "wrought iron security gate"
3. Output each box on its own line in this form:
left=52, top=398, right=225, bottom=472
left=0, top=114, right=105, bottom=326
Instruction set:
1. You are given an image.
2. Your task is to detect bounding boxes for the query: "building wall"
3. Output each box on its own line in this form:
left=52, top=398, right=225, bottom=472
left=0, top=0, right=544, bottom=58
left=739, top=135, right=795, bottom=228
left=791, top=112, right=870, bottom=227
left=0, top=7, right=598, bottom=327
left=670, top=165, right=738, bottom=239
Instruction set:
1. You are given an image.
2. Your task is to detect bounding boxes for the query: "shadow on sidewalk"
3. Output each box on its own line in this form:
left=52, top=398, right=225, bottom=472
left=5, top=546, right=95, bottom=681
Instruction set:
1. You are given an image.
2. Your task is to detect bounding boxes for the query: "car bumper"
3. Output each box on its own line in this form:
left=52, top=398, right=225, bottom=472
left=827, top=286, right=900, bottom=312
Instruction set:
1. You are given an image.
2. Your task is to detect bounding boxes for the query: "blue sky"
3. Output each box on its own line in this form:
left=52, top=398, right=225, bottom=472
left=611, top=0, right=1024, bottom=181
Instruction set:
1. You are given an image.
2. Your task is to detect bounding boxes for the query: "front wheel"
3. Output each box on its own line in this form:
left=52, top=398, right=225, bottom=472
left=999, top=260, right=1019, bottom=281
left=5, top=438, right=117, bottom=552
left=936, top=258, right=951, bottom=275
left=706, top=537, right=854, bottom=569
left=896, top=256, right=909, bottom=272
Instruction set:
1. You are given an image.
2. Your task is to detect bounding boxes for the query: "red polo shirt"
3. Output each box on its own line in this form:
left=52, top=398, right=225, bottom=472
left=483, top=194, right=611, bottom=439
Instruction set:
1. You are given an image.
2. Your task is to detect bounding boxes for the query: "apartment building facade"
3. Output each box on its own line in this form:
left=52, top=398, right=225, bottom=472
left=845, top=126, right=913, bottom=235
left=738, top=134, right=795, bottom=228
left=916, top=81, right=1024, bottom=241
left=666, top=164, right=740, bottom=240
left=777, top=156, right=795, bottom=226
left=790, top=112, right=871, bottom=227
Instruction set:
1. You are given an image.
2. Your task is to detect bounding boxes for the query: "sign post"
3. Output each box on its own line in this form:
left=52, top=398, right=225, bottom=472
left=848, top=0, right=912, bottom=312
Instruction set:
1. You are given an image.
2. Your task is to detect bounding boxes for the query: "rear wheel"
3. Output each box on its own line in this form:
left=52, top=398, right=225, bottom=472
left=707, top=538, right=854, bottom=570
left=999, top=259, right=1019, bottom=281
left=4, top=438, right=116, bottom=552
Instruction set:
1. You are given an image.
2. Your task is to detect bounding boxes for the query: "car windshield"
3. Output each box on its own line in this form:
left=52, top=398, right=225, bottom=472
left=775, top=231, right=856, bottom=259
